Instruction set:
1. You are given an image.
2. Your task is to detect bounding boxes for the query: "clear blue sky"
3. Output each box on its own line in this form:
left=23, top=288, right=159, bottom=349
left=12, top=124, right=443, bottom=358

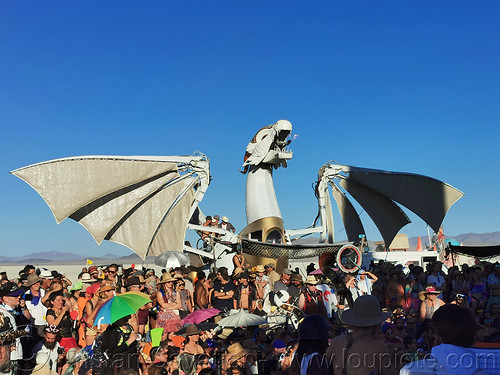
left=1, top=1, right=499, bottom=257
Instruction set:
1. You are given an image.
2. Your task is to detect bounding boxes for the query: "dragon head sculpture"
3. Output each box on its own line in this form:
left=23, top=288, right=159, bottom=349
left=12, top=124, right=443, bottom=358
left=241, top=120, right=293, bottom=173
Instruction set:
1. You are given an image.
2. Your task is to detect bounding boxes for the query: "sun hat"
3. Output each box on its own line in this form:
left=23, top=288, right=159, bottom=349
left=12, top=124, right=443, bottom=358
left=255, top=265, right=265, bottom=273
left=184, top=324, right=202, bottom=336
left=99, top=283, right=115, bottom=293
left=222, top=216, right=229, bottom=223
left=69, top=281, right=84, bottom=293
left=0, top=282, right=24, bottom=297
left=217, top=327, right=233, bottom=340
left=265, top=263, right=276, bottom=269
left=419, top=286, right=441, bottom=301
left=26, top=274, right=42, bottom=287
left=88, top=265, right=98, bottom=274
left=227, top=342, right=250, bottom=362
left=305, top=275, right=318, bottom=285
left=125, top=276, right=144, bottom=288
left=158, top=273, right=177, bottom=284
left=39, top=269, right=53, bottom=279
left=341, top=295, right=391, bottom=327
left=298, top=314, right=330, bottom=340
left=80, top=273, right=92, bottom=283
left=282, top=268, right=292, bottom=275
left=290, top=273, right=303, bottom=282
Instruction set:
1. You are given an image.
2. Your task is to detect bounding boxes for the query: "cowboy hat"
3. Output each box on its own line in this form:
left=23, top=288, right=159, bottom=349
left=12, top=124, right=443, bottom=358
left=305, top=275, right=318, bottom=285
left=341, top=295, right=391, bottom=327
left=419, top=286, right=441, bottom=301
left=222, top=216, right=229, bottom=222
left=39, top=269, right=53, bottom=279
left=227, top=342, right=250, bottom=362
left=184, top=324, right=202, bottom=336
left=99, top=283, right=115, bottom=293
left=158, top=273, right=177, bottom=284
left=26, top=274, right=42, bottom=287
left=255, top=265, right=265, bottom=273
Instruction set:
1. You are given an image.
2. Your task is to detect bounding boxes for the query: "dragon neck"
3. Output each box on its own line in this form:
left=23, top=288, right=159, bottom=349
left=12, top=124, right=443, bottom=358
left=245, top=165, right=282, bottom=225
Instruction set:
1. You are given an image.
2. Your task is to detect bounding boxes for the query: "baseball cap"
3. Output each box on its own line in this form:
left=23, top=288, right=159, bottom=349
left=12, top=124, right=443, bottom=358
left=0, top=282, right=24, bottom=298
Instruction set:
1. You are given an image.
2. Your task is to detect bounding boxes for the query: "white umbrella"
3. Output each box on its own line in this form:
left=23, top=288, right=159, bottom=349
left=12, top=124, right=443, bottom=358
left=155, top=251, right=190, bottom=269
left=218, top=309, right=267, bottom=328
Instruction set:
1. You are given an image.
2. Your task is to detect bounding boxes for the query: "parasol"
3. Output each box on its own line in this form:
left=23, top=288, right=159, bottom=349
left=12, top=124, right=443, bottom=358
left=155, top=251, right=191, bottom=269
left=217, top=309, right=267, bottom=328
left=181, top=308, right=220, bottom=325
left=94, top=291, right=151, bottom=326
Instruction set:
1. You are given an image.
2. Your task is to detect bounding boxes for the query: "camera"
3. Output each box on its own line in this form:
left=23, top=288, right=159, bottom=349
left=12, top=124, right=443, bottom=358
left=57, top=347, right=65, bottom=355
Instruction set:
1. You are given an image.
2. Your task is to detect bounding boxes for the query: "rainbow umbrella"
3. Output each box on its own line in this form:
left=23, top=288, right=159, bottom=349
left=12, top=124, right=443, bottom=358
left=94, top=291, right=150, bottom=326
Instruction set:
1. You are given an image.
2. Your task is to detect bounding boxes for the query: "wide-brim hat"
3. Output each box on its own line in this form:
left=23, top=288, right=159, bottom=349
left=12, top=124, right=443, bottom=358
left=99, top=283, right=116, bottom=293
left=39, top=269, right=53, bottom=279
left=26, top=274, right=42, bottom=287
left=125, top=276, right=144, bottom=288
left=255, top=265, right=265, bottom=273
left=88, top=265, right=98, bottom=274
left=80, top=273, right=92, bottom=283
left=265, top=263, right=276, bottom=269
left=222, top=216, right=229, bottom=222
left=184, top=324, right=202, bottom=336
left=227, top=342, right=250, bottom=362
left=282, top=268, right=292, bottom=275
left=419, top=286, right=441, bottom=301
left=305, top=275, right=318, bottom=285
left=341, top=295, right=391, bottom=327
left=290, top=273, right=303, bottom=282
left=158, top=273, right=177, bottom=284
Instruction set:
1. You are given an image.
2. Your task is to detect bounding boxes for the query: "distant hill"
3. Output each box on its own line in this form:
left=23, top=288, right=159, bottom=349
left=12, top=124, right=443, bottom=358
left=408, top=231, right=500, bottom=249
left=0, top=251, right=123, bottom=264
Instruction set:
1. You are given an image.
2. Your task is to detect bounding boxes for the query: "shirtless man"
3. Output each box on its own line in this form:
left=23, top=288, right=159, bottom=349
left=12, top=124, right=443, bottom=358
left=326, top=295, right=396, bottom=375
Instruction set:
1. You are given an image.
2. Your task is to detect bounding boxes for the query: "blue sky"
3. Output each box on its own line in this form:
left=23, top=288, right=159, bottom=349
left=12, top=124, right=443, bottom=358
left=1, top=1, right=499, bottom=257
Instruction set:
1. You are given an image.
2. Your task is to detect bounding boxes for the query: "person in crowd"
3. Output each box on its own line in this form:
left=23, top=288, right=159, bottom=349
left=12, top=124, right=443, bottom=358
left=85, top=283, right=116, bottom=345
left=274, top=268, right=292, bottom=293
left=356, top=269, right=378, bottom=295
left=104, top=264, right=119, bottom=284
left=212, top=267, right=235, bottom=313
left=401, top=304, right=500, bottom=374
left=32, top=325, right=65, bottom=374
left=174, top=276, right=192, bottom=319
left=298, top=276, right=328, bottom=318
left=487, top=263, right=500, bottom=311
left=225, top=343, right=251, bottom=375
left=194, top=271, right=209, bottom=310
left=219, top=216, right=236, bottom=233
left=426, top=261, right=445, bottom=289
left=100, top=315, right=140, bottom=375
left=0, top=282, right=27, bottom=370
left=418, top=286, right=445, bottom=321
left=45, top=290, right=78, bottom=351
left=0, top=312, right=15, bottom=375
left=182, top=325, right=203, bottom=355
left=232, top=249, right=246, bottom=277
left=233, top=272, right=256, bottom=312
left=385, top=271, right=406, bottom=309
left=287, top=273, right=304, bottom=305
left=265, top=264, right=280, bottom=291
left=156, top=274, right=182, bottom=334
left=469, top=265, right=488, bottom=312
left=126, top=276, right=151, bottom=335
left=201, top=216, right=213, bottom=240
left=326, top=295, right=396, bottom=375
left=24, top=274, right=48, bottom=340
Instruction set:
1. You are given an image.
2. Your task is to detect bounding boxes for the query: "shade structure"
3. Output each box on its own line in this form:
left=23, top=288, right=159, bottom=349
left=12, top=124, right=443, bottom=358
left=217, top=309, right=267, bottom=328
left=94, top=291, right=151, bottom=326
left=181, top=308, right=220, bottom=325
left=10, top=155, right=210, bottom=259
left=155, top=251, right=190, bottom=269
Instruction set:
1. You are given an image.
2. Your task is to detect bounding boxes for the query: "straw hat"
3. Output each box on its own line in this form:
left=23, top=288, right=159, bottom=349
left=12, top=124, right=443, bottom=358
left=39, top=269, right=53, bottom=279
left=222, top=216, right=229, bottom=223
left=305, top=275, right=318, bottom=285
left=419, top=286, right=441, bottom=301
left=217, top=328, right=233, bottom=340
left=158, top=273, right=177, bottom=284
left=341, top=295, right=391, bottom=327
left=255, top=265, right=265, bottom=273
left=26, top=274, right=42, bottom=287
left=80, top=273, right=92, bottom=283
left=227, top=342, right=250, bottom=362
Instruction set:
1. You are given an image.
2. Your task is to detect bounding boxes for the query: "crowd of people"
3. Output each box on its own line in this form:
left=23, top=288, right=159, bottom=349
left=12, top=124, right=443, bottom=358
left=1, top=256, right=499, bottom=375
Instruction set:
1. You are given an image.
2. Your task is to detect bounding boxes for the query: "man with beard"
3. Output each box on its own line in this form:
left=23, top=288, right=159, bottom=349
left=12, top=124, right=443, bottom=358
left=31, top=325, right=65, bottom=373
